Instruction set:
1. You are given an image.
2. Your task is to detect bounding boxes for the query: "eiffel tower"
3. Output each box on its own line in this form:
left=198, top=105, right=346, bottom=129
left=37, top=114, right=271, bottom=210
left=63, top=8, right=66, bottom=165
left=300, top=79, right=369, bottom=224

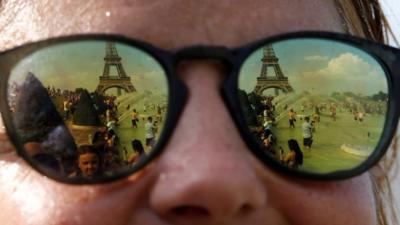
left=96, top=42, right=136, bottom=95
left=253, top=45, right=293, bottom=95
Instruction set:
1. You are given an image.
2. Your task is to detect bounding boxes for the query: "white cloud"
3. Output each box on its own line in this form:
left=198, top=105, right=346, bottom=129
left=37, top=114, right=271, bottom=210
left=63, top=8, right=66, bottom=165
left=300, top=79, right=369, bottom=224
left=305, top=55, right=328, bottom=61
left=293, top=52, right=387, bottom=94
left=300, top=53, right=383, bottom=81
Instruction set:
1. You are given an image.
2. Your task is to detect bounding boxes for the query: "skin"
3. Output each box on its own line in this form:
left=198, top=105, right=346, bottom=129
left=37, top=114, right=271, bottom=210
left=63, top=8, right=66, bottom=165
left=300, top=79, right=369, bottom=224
left=78, top=153, right=100, bottom=178
left=0, top=0, right=377, bottom=225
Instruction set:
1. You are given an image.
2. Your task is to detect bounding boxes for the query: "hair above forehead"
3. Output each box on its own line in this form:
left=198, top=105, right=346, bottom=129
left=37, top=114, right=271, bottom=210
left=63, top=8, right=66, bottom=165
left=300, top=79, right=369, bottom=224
left=77, top=145, right=98, bottom=155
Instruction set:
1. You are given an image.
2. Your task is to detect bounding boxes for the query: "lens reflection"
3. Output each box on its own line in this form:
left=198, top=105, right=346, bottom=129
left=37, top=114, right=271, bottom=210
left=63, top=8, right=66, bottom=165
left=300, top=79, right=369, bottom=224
left=7, top=41, right=168, bottom=181
left=239, top=39, right=388, bottom=174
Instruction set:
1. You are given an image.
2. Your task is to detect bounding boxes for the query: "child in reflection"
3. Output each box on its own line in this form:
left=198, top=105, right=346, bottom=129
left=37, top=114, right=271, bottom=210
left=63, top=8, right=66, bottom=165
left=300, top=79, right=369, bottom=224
left=70, top=145, right=102, bottom=179
left=280, top=139, right=303, bottom=169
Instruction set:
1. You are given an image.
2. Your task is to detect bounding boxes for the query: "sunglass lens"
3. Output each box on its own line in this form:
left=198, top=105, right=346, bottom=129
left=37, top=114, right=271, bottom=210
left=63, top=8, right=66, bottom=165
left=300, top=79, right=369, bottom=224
left=238, top=38, right=389, bottom=174
left=7, top=40, right=169, bottom=182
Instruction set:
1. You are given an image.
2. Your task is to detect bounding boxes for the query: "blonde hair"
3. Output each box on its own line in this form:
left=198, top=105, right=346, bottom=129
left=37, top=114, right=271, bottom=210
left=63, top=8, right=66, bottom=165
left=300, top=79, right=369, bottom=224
left=336, top=0, right=397, bottom=44
left=336, top=1, right=399, bottom=224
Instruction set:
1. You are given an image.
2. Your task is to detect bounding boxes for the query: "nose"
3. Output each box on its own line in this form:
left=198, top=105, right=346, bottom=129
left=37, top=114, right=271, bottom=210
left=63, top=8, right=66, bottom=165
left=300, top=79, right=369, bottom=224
left=87, top=163, right=93, bottom=170
left=149, top=61, right=267, bottom=222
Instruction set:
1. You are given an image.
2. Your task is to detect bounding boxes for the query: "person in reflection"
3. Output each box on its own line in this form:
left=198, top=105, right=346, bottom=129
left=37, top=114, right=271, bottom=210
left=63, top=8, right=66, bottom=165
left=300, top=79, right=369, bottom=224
left=128, top=139, right=146, bottom=164
left=261, top=129, right=277, bottom=157
left=105, top=129, right=118, bottom=148
left=156, top=105, right=163, bottom=122
left=280, top=139, right=303, bottom=169
left=302, top=116, right=313, bottom=149
left=131, top=108, right=139, bottom=128
left=144, top=116, right=156, bottom=149
left=261, top=136, right=276, bottom=157
left=330, top=103, right=337, bottom=121
left=288, top=108, right=296, bottom=128
left=92, top=126, right=108, bottom=150
left=357, top=111, right=364, bottom=123
left=70, top=145, right=102, bottom=179
left=103, top=148, right=121, bottom=174
left=63, top=98, right=70, bottom=120
left=0, top=1, right=397, bottom=225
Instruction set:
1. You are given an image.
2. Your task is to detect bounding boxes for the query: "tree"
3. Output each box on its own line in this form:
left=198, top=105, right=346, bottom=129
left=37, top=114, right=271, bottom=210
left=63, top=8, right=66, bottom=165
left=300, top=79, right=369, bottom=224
left=371, top=91, right=388, bottom=102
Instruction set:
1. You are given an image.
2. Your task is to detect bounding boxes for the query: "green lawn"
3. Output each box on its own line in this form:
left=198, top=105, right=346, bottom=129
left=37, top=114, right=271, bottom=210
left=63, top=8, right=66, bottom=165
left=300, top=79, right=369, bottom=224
left=271, top=109, right=385, bottom=173
left=113, top=95, right=166, bottom=161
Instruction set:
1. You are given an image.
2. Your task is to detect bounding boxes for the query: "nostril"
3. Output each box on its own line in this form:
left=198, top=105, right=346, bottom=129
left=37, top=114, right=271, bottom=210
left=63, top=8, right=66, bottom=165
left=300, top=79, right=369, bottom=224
left=171, top=206, right=210, bottom=217
left=240, top=203, right=253, bottom=215
left=169, top=203, right=254, bottom=218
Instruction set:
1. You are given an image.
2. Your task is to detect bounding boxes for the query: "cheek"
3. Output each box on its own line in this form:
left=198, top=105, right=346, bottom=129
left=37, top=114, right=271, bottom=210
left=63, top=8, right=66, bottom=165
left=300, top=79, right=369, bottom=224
left=0, top=168, right=97, bottom=225
left=0, top=156, right=153, bottom=225
left=266, top=172, right=377, bottom=225
left=0, top=160, right=60, bottom=225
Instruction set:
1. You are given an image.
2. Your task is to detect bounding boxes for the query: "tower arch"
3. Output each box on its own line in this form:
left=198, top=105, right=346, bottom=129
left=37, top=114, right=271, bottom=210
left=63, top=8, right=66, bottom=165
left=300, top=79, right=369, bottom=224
left=96, top=42, right=136, bottom=95
left=253, top=45, right=294, bottom=96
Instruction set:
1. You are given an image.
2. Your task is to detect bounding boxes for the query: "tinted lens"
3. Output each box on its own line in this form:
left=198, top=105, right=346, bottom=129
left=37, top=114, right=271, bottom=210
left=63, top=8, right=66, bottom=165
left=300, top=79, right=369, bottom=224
left=7, top=40, right=169, bottom=182
left=238, top=38, right=389, bottom=174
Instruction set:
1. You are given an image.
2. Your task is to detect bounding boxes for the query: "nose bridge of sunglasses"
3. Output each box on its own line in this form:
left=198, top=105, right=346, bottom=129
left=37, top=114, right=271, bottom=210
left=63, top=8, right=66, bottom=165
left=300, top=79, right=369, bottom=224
left=173, top=46, right=234, bottom=68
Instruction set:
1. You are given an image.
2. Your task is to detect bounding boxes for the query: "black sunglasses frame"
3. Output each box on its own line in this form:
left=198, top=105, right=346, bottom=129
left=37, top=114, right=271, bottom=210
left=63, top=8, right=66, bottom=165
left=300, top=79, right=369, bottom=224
left=0, top=31, right=399, bottom=184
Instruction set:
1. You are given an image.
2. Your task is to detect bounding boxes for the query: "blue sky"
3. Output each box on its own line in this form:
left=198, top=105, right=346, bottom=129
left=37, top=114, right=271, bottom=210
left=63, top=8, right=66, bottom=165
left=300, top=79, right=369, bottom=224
left=8, top=38, right=391, bottom=97
left=239, top=38, right=388, bottom=96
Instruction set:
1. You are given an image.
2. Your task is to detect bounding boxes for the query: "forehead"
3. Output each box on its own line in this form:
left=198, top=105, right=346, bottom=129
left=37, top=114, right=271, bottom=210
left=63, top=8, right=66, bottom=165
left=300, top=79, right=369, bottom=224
left=79, top=153, right=98, bottom=161
left=0, top=0, right=344, bottom=50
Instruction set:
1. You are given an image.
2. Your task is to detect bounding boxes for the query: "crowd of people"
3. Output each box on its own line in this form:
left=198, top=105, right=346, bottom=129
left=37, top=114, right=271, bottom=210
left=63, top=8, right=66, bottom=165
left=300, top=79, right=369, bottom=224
left=253, top=95, right=305, bottom=169
left=253, top=92, right=381, bottom=170
left=46, top=86, right=165, bottom=179
left=253, top=94, right=366, bottom=169
left=70, top=138, right=148, bottom=179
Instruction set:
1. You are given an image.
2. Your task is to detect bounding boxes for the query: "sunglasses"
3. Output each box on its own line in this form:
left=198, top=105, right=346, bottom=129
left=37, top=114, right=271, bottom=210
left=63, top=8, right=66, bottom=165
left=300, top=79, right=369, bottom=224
left=0, top=31, right=399, bottom=184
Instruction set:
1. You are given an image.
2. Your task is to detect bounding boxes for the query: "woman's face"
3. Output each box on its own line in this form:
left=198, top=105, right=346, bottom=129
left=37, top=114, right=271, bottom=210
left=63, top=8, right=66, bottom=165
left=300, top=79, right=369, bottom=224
left=78, top=153, right=100, bottom=178
left=0, top=1, right=377, bottom=224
